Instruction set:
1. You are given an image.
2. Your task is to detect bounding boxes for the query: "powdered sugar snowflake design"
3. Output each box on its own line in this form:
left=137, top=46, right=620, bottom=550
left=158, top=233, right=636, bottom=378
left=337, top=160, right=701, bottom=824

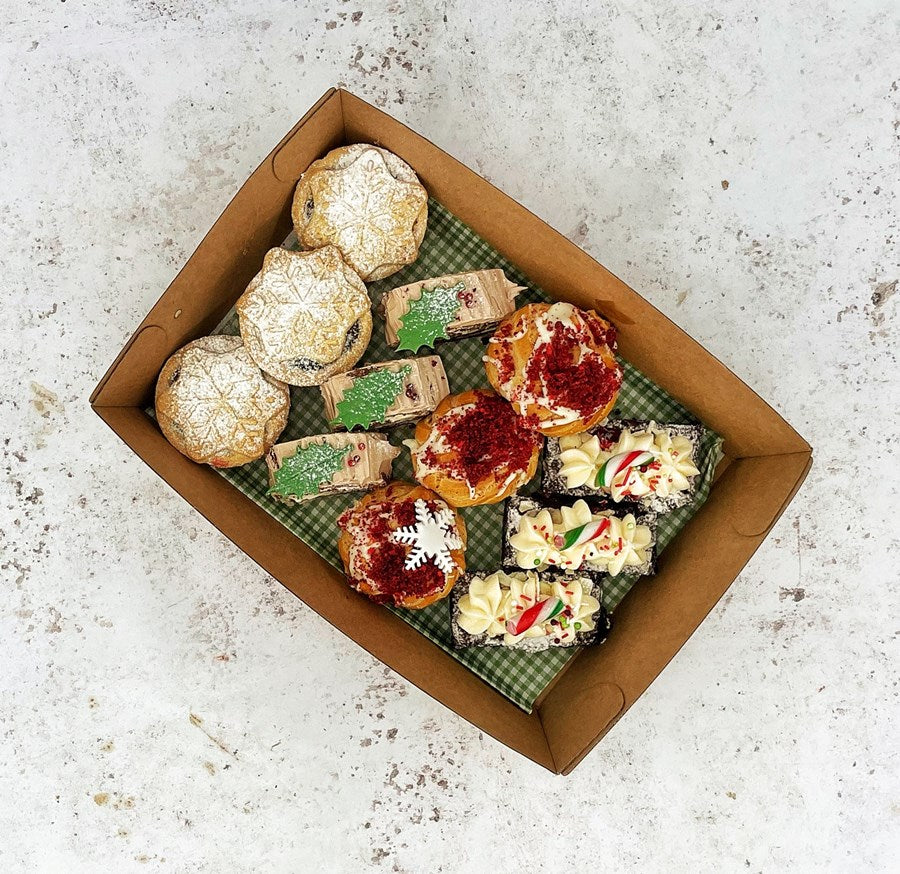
left=391, top=499, right=462, bottom=575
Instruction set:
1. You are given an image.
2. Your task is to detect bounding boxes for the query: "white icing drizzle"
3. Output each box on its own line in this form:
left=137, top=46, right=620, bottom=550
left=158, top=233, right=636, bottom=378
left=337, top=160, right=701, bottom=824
left=404, top=403, right=475, bottom=480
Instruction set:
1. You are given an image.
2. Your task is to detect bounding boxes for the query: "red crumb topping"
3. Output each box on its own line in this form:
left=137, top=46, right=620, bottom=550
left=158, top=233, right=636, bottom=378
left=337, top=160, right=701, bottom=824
left=585, top=314, right=618, bottom=350
left=423, top=391, right=542, bottom=487
left=341, top=497, right=448, bottom=605
left=488, top=321, right=515, bottom=387
left=526, top=317, right=622, bottom=417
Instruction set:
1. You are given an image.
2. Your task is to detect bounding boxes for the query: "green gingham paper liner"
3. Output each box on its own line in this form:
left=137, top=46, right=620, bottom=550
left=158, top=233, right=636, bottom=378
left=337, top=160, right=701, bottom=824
left=156, top=199, right=722, bottom=712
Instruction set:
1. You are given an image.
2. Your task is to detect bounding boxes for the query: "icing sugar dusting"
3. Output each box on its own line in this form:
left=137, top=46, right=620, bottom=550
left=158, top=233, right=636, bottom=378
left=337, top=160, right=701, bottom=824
left=163, top=336, right=288, bottom=462
left=238, top=246, right=369, bottom=374
left=307, top=148, right=427, bottom=278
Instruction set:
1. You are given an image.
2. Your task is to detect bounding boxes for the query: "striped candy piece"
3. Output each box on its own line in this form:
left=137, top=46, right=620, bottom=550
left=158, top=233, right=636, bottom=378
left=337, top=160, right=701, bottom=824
left=506, top=596, right=565, bottom=636
left=553, top=517, right=611, bottom=551
left=595, top=449, right=654, bottom=489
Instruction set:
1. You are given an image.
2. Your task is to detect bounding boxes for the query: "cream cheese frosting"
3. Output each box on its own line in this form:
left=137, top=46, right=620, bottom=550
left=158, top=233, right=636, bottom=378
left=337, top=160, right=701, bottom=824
left=456, top=570, right=601, bottom=645
left=558, top=422, right=700, bottom=501
left=508, top=499, right=652, bottom=577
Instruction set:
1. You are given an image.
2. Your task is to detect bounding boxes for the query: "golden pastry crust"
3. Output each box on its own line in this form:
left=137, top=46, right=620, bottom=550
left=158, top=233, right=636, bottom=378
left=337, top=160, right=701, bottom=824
left=337, top=482, right=466, bottom=609
left=408, top=389, right=543, bottom=507
left=292, top=144, right=428, bottom=281
left=236, top=246, right=372, bottom=386
left=155, top=335, right=290, bottom=467
left=484, top=302, right=623, bottom=437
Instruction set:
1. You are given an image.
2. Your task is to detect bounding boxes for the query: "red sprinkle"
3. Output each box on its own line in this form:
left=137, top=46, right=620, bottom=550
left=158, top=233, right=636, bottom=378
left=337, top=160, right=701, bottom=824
left=457, top=288, right=477, bottom=308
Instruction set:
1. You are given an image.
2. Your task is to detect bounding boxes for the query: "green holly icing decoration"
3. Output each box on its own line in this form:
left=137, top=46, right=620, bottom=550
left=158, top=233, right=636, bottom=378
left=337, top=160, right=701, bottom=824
left=395, top=280, right=465, bottom=352
left=331, top=365, right=412, bottom=430
left=266, top=442, right=350, bottom=499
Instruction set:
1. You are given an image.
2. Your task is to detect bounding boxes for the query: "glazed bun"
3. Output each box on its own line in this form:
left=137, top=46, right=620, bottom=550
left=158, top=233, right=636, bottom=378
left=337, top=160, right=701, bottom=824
left=337, top=482, right=466, bottom=609
left=407, top=389, right=543, bottom=507
left=484, top=302, right=622, bottom=437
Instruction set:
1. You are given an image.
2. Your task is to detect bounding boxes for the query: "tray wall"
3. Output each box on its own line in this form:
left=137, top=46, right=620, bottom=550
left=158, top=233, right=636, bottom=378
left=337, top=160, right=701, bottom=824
left=91, top=88, right=811, bottom=774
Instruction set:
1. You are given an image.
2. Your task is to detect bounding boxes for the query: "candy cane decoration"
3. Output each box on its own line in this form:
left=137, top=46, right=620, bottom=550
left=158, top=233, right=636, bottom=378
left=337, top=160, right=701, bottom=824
left=595, top=450, right=655, bottom=489
left=506, top=596, right=565, bottom=636
left=553, top=517, right=610, bottom=551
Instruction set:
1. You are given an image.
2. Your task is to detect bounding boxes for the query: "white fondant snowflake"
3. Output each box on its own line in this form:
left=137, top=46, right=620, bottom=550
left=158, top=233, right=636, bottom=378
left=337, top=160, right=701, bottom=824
left=391, top=499, right=462, bottom=574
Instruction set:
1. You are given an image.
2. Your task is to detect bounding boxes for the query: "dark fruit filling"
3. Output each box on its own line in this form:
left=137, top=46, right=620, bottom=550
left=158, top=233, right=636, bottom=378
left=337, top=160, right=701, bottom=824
left=290, top=320, right=362, bottom=373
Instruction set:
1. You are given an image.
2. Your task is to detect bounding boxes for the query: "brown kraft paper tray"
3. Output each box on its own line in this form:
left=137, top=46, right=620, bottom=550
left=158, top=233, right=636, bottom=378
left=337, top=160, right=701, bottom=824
left=90, top=88, right=812, bottom=775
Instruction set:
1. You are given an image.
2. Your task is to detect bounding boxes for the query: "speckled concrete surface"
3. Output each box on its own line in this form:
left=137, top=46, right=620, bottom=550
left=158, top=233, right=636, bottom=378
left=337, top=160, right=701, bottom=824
left=1, top=1, right=898, bottom=871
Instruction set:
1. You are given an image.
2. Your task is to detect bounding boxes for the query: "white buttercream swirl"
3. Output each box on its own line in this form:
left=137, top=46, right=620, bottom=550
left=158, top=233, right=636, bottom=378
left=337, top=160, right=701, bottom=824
left=558, top=422, right=700, bottom=501
left=508, top=499, right=652, bottom=576
left=456, top=570, right=601, bottom=645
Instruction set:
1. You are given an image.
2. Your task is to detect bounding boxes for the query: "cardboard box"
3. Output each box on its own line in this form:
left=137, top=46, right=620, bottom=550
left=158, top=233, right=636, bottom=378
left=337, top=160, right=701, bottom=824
left=90, top=88, right=811, bottom=774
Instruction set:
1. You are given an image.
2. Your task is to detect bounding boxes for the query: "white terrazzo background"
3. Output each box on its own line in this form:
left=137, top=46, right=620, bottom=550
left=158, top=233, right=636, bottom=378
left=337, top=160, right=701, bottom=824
left=1, top=1, right=898, bottom=871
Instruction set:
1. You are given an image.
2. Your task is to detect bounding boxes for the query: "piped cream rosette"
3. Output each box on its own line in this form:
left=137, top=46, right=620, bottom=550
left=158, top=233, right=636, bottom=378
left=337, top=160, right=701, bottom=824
left=508, top=499, right=652, bottom=577
left=457, top=570, right=602, bottom=646
left=558, top=423, right=700, bottom=502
